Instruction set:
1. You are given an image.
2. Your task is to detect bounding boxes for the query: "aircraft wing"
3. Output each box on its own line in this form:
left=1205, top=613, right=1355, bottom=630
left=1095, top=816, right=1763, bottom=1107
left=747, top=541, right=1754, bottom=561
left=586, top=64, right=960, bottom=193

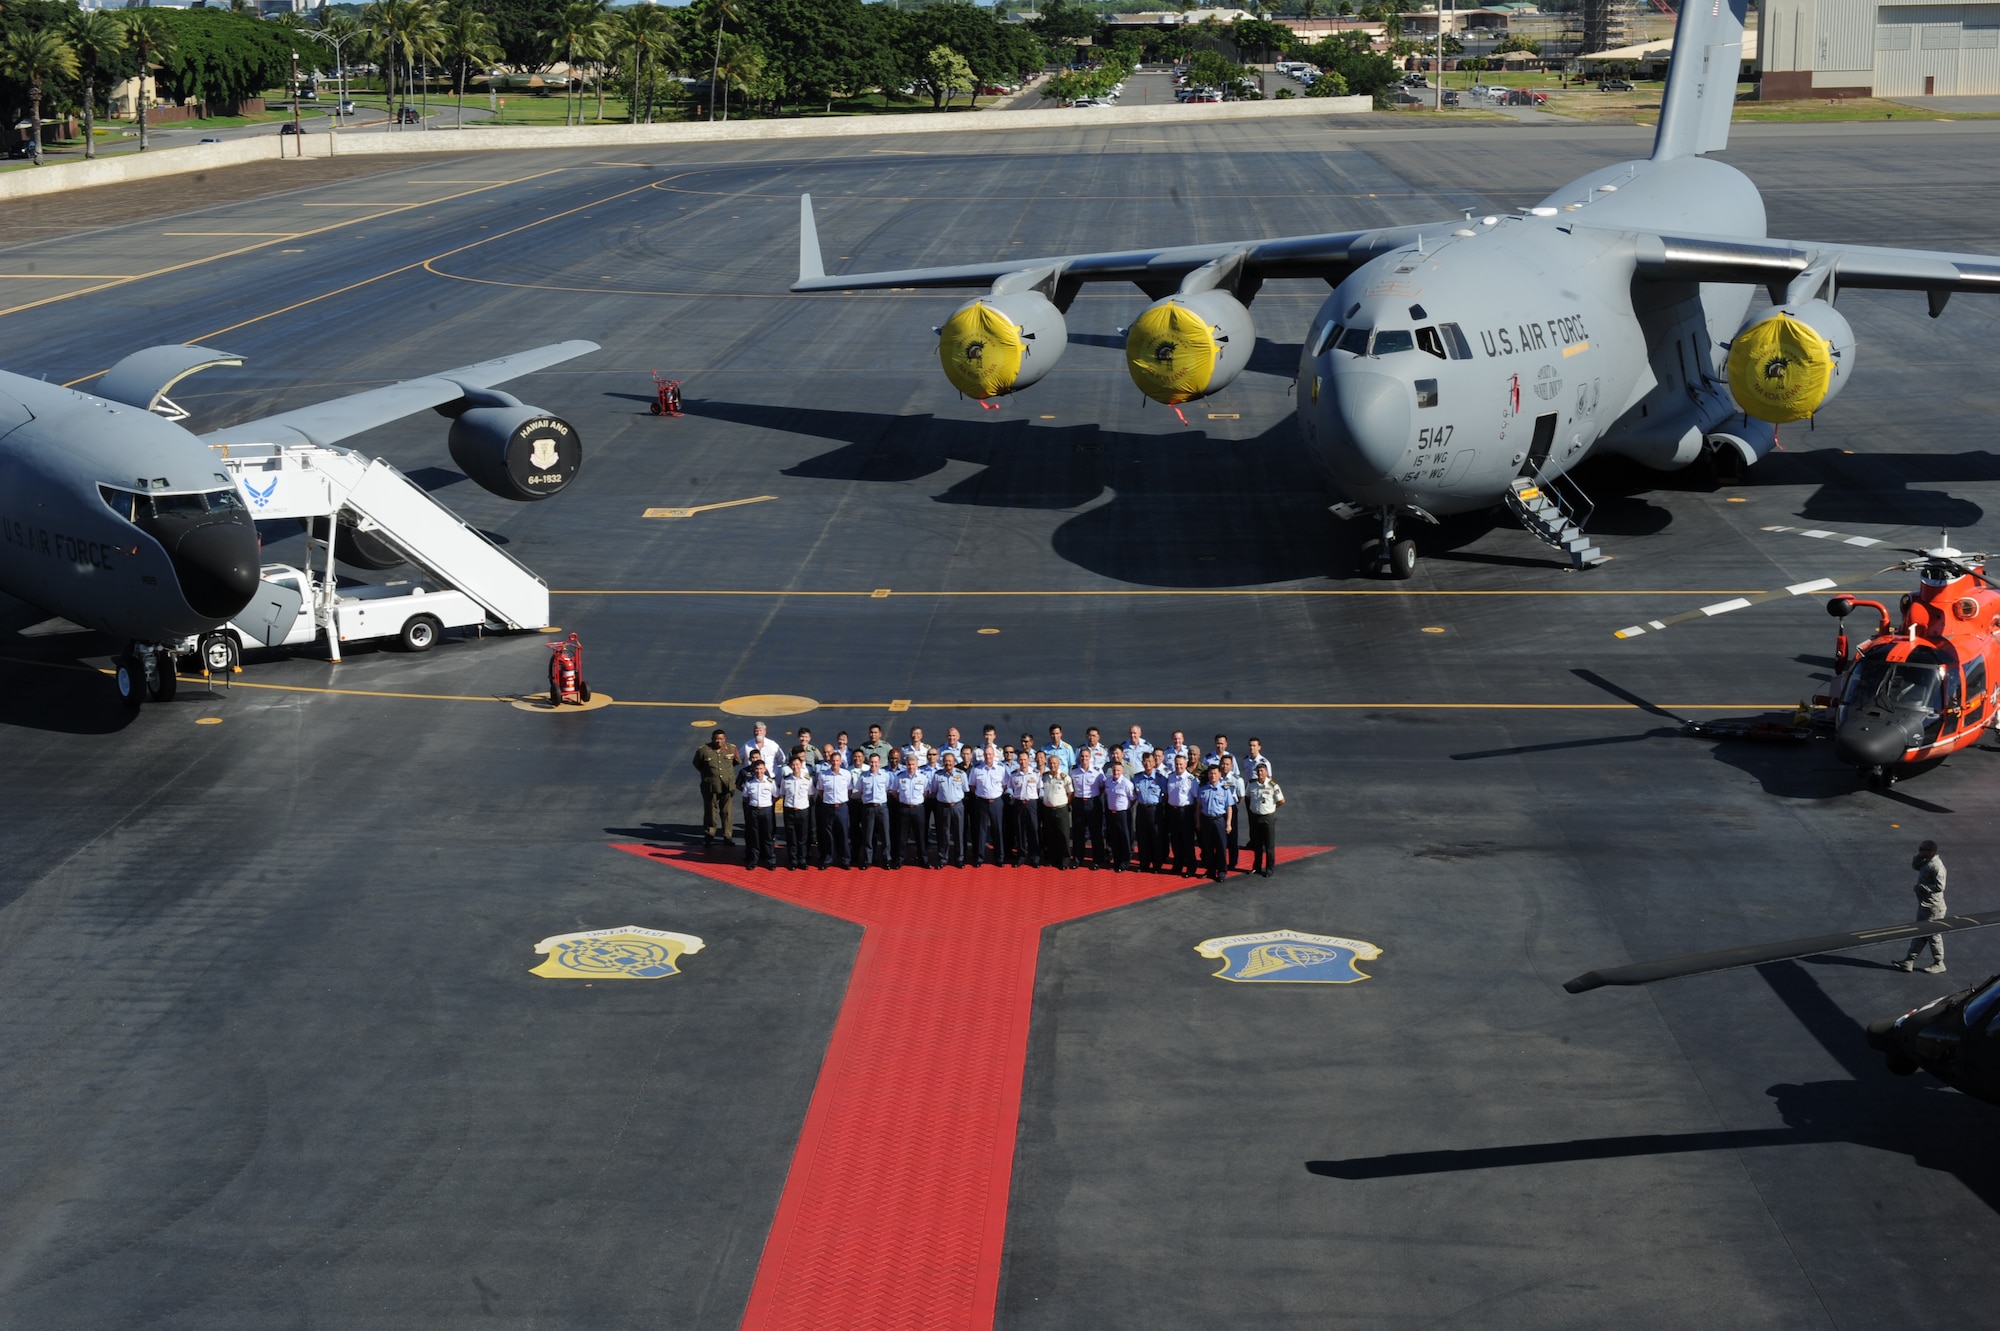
left=1600, top=226, right=2000, bottom=302
left=789, top=192, right=1450, bottom=297
left=202, top=340, right=598, bottom=448
left=1564, top=911, right=2000, bottom=993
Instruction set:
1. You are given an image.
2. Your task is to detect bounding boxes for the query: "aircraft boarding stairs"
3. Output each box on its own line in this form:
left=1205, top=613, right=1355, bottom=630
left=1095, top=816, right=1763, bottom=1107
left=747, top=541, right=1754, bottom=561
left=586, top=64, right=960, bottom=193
left=215, top=441, right=550, bottom=631
left=1505, top=465, right=1610, bottom=571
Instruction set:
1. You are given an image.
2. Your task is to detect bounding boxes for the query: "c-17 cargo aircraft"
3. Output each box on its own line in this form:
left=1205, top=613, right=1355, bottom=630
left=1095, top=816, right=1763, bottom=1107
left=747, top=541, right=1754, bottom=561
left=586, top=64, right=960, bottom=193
left=792, top=0, right=1999, bottom=578
left=0, top=340, right=595, bottom=704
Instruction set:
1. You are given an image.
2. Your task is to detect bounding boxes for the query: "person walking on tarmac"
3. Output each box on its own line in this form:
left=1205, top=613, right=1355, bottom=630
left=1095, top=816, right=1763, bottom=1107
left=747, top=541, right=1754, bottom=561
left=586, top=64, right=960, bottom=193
left=740, top=759, right=778, bottom=870
left=1895, top=840, right=1950, bottom=973
left=693, top=728, right=739, bottom=847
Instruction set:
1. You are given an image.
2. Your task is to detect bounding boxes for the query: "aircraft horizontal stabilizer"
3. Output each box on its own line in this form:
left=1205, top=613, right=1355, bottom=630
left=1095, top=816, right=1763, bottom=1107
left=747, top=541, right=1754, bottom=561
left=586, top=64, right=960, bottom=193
left=1564, top=912, right=2000, bottom=992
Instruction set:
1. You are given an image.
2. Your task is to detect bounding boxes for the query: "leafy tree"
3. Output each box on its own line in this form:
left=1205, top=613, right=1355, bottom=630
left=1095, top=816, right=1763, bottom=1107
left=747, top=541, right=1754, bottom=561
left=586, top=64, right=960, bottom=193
left=62, top=6, right=126, bottom=160
left=486, top=0, right=562, bottom=70
left=1301, top=30, right=1394, bottom=96
left=1229, top=17, right=1293, bottom=62
left=0, top=24, right=77, bottom=164
left=711, top=29, right=761, bottom=120
left=1304, top=67, right=1349, bottom=95
left=616, top=2, right=676, bottom=123
left=149, top=8, right=297, bottom=113
left=1493, top=34, right=1541, bottom=55
left=1027, top=0, right=1102, bottom=50
left=917, top=42, right=971, bottom=110
left=738, top=0, right=873, bottom=112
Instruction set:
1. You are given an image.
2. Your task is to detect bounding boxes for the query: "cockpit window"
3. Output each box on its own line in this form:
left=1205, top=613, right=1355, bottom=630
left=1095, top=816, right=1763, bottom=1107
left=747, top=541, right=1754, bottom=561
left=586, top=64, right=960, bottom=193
left=1371, top=330, right=1415, bottom=356
left=1313, top=322, right=1342, bottom=357
left=1966, top=978, right=2000, bottom=1031
left=150, top=489, right=242, bottom=518
left=1868, top=663, right=1946, bottom=712
left=99, top=485, right=140, bottom=522
left=1335, top=326, right=1371, bottom=356
left=1439, top=322, right=1475, bottom=359
left=1416, top=327, right=1447, bottom=359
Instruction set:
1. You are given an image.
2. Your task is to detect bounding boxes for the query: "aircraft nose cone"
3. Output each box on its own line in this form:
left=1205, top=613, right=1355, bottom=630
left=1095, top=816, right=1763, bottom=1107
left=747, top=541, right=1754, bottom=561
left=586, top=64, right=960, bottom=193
left=169, top=515, right=261, bottom=620
left=1326, top=371, right=1412, bottom=486
left=1865, top=1017, right=1900, bottom=1053
left=1832, top=707, right=1918, bottom=768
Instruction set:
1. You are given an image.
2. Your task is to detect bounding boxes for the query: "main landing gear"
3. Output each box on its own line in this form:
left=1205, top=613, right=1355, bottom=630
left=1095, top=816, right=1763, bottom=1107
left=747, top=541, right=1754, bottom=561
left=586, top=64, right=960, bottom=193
left=114, top=641, right=178, bottom=708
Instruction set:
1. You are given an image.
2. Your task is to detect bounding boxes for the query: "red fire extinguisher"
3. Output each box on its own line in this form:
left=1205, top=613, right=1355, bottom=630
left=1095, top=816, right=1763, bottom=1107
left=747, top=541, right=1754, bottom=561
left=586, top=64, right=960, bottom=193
left=548, top=632, right=590, bottom=705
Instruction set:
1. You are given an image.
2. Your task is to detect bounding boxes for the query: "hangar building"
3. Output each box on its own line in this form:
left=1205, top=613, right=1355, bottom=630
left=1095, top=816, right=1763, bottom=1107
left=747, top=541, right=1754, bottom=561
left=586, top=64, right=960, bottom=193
left=1760, top=0, right=2000, bottom=97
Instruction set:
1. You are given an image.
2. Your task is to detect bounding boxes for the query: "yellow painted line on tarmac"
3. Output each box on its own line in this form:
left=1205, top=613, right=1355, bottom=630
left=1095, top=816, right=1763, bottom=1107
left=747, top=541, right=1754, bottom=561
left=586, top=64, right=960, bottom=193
left=23, top=169, right=576, bottom=346
left=643, top=495, right=777, bottom=519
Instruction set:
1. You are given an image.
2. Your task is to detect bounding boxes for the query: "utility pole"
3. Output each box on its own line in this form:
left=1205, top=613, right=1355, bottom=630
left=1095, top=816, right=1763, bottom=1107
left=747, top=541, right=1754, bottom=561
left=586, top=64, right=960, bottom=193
left=1434, top=0, right=1449, bottom=109
left=291, top=50, right=303, bottom=155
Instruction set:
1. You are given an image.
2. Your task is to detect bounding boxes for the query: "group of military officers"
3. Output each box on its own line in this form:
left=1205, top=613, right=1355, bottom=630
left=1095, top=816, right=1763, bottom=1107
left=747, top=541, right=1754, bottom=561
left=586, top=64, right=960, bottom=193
left=692, top=720, right=1287, bottom=880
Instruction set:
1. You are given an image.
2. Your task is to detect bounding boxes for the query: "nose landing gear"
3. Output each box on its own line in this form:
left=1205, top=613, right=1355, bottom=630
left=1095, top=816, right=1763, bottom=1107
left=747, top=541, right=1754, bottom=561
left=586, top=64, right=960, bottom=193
left=1356, top=506, right=1431, bottom=580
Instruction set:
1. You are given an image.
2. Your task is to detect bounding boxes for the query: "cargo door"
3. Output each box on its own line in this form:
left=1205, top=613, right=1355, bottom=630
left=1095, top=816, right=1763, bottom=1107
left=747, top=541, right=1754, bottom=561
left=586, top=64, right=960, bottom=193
left=1521, top=413, right=1558, bottom=476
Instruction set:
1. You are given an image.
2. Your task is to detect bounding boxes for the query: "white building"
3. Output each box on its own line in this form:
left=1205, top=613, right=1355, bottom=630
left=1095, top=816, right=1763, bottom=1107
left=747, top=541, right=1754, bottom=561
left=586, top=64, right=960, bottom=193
left=1760, top=0, right=2000, bottom=97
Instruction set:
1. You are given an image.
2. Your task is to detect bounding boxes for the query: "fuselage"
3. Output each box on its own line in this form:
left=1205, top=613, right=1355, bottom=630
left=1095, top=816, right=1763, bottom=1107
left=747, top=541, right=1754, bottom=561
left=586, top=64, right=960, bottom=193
left=1296, top=155, right=1767, bottom=515
left=0, top=371, right=259, bottom=641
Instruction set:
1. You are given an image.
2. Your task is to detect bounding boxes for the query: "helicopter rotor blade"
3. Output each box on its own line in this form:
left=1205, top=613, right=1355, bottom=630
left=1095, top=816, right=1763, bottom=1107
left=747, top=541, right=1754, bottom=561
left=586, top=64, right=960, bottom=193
left=1564, top=911, right=2000, bottom=992
left=1612, top=567, right=1893, bottom=640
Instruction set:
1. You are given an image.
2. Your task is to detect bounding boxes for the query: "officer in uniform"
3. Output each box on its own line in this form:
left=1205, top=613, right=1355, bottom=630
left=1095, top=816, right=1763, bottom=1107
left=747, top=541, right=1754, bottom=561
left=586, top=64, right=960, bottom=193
left=1244, top=761, right=1284, bottom=877
left=892, top=753, right=932, bottom=868
left=1102, top=755, right=1136, bottom=872
left=692, top=728, right=738, bottom=847
left=931, top=751, right=969, bottom=867
left=1079, top=727, right=1109, bottom=770
left=861, top=725, right=893, bottom=772
left=780, top=756, right=817, bottom=870
left=1896, top=840, right=1950, bottom=973
left=969, top=743, right=1008, bottom=866
left=1133, top=750, right=1167, bottom=872
left=1120, top=725, right=1154, bottom=774
left=1038, top=753, right=1074, bottom=869
left=1043, top=724, right=1077, bottom=771
left=740, top=759, right=779, bottom=870
left=1069, top=749, right=1106, bottom=868
left=1216, top=754, right=1247, bottom=871
left=856, top=753, right=892, bottom=868
left=1164, top=753, right=1200, bottom=876
left=815, top=750, right=853, bottom=869
left=1194, top=765, right=1236, bottom=881
left=746, top=721, right=784, bottom=775
left=1242, top=737, right=1273, bottom=782
left=1004, top=750, right=1043, bottom=867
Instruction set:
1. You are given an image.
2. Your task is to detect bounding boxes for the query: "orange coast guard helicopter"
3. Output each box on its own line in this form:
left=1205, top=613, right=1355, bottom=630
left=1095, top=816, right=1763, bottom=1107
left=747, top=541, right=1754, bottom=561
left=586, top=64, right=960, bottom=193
left=1615, top=528, right=2000, bottom=787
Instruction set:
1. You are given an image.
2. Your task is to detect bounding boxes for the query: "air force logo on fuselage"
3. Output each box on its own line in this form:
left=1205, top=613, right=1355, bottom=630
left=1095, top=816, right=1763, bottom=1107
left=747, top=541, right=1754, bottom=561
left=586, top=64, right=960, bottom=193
left=1195, top=929, right=1382, bottom=984
left=530, top=926, right=705, bottom=979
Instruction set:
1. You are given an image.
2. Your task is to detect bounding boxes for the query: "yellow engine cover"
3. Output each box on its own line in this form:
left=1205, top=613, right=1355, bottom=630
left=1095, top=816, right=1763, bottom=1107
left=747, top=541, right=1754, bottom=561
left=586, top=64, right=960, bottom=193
left=1126, top=301, right=1220, bottom=405
left=1727, top=313, right=1835, bottom=423
left=938, top=301, right=1026, bottom=399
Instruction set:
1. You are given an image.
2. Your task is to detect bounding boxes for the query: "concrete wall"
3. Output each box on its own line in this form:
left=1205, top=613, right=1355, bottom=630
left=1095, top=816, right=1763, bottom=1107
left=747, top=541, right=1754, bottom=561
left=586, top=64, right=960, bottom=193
left=0, top=95, right=1371, bottom=204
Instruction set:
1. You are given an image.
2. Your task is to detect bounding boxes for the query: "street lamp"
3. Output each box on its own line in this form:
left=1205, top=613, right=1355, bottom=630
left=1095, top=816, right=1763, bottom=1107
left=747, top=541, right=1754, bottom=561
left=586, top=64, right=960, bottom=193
left=304, top=25, right=351, bottom=129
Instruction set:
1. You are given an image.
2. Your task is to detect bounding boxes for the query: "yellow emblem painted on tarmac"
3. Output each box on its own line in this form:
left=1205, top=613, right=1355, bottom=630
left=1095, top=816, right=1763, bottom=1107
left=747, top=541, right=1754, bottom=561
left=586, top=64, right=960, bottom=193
left=1126, top=300, right=1220, bottom=405
left=531, top=926, right=705, bottom=980
left=1195, top=929, right=1382, bottom=984
left=939, top=301, right=1026, bottom=399
left=1726, top=313, right=1834, bottom=423
left=719, top=693, right=818, bottom=717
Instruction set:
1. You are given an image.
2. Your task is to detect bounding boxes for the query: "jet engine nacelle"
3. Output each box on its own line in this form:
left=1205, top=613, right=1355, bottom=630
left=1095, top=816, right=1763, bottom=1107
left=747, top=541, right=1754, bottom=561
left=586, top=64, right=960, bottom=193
left=448, top=406, right=583, bottom=501
left=1125, top=289, right=1252, bottom=406
left=1725, top=299, right=1854, bottom=424
left=937, top=292, right=1066, bottom=399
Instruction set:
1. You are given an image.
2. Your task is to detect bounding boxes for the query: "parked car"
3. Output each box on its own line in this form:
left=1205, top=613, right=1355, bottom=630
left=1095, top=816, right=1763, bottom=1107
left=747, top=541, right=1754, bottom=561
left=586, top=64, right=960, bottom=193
left=396, top=107, right=420, bottom=124
left=1468, top=83, right=1497, bottom=100
left=199, top=135, right=223, bottom=143
left=1441, top=90, right=1462, bottom=107
left=279, top=122, right=307, bottom=135
left=1388, top=90, right=1426, bottom=107
left=1500, top=89, right=1546, bottom=105
left=336, top=100, right=358, bottom=115
left=1600, top=77, right=1635, bottom=91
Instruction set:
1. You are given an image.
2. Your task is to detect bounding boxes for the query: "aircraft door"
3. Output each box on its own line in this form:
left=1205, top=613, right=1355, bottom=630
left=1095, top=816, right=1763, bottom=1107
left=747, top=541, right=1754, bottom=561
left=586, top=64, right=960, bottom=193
left=1521, top=413, right=1558, bottom=476
left=234, top=576, right=305, bottom=647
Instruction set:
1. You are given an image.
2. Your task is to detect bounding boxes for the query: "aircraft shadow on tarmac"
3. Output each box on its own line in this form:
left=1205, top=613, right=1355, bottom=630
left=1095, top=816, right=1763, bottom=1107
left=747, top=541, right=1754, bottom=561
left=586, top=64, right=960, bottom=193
left=1308, top=960, right=2000, bottom=1213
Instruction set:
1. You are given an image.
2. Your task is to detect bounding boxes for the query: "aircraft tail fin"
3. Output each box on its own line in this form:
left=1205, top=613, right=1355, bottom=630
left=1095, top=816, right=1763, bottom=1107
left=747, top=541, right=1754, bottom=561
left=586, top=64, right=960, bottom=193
left=798, top=194, right=825, bottom=285
left=1650, top=0, right=1749, bottom=161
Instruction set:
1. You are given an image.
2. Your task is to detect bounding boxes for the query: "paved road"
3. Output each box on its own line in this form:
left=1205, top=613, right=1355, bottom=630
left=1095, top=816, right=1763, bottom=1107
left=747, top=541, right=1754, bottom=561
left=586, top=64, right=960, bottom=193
left=3, top=117, right=2000, bottom=1328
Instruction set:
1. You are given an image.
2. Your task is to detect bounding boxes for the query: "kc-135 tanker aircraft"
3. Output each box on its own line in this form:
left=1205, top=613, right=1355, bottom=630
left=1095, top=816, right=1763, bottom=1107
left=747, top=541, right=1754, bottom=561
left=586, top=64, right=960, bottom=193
left=0, top=340, right=595, bottom=702
left=794, top=0, right=2000, bottom=578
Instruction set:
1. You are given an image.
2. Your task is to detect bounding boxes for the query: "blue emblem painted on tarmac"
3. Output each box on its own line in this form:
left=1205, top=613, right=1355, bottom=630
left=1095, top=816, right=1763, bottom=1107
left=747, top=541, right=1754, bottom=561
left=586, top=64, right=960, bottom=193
left=531, top=926, right=705, bottom=980
left=1194, top=929, right=1382, bottom=984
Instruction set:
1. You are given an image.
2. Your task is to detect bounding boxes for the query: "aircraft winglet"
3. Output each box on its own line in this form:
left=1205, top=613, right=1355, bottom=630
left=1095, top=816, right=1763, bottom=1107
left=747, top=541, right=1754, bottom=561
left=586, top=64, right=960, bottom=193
left=798, top=194, right=825, bottom=285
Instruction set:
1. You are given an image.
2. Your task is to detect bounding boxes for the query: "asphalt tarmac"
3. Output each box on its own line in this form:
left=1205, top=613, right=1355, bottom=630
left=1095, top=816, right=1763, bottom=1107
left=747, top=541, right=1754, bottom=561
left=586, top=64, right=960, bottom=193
left=4, top=116, right=2000, bottom=1329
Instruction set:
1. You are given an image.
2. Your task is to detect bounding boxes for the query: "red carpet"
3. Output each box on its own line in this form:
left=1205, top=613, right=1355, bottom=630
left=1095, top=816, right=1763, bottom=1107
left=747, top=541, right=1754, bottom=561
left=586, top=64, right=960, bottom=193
left=613, top=842, right=1328, bottom=1331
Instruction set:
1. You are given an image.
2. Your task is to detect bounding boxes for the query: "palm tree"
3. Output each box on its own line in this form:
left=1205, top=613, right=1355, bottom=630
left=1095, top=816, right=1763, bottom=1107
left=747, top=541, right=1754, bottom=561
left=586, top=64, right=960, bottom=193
left=365, top=0, right=442, bottom=124
left=618, top=4, right=675, bottom=124
left=0, top=26, right=79, bottom=166
left=712, top=30, right=761, bottom=122
left=62, top=7, right=126, bottom=162
left=437, top=1, right=499, bottom=128
left=543, top=1, right=611, bottom=126
left=706, top=0, right=739, bottom=123
left=114, top=8, right=174, bottom=152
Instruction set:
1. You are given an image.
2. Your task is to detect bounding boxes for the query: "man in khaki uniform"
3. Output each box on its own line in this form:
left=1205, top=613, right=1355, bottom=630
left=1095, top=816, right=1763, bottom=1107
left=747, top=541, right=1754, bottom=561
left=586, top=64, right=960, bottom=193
left=693, top=728, right=739, bottom=847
